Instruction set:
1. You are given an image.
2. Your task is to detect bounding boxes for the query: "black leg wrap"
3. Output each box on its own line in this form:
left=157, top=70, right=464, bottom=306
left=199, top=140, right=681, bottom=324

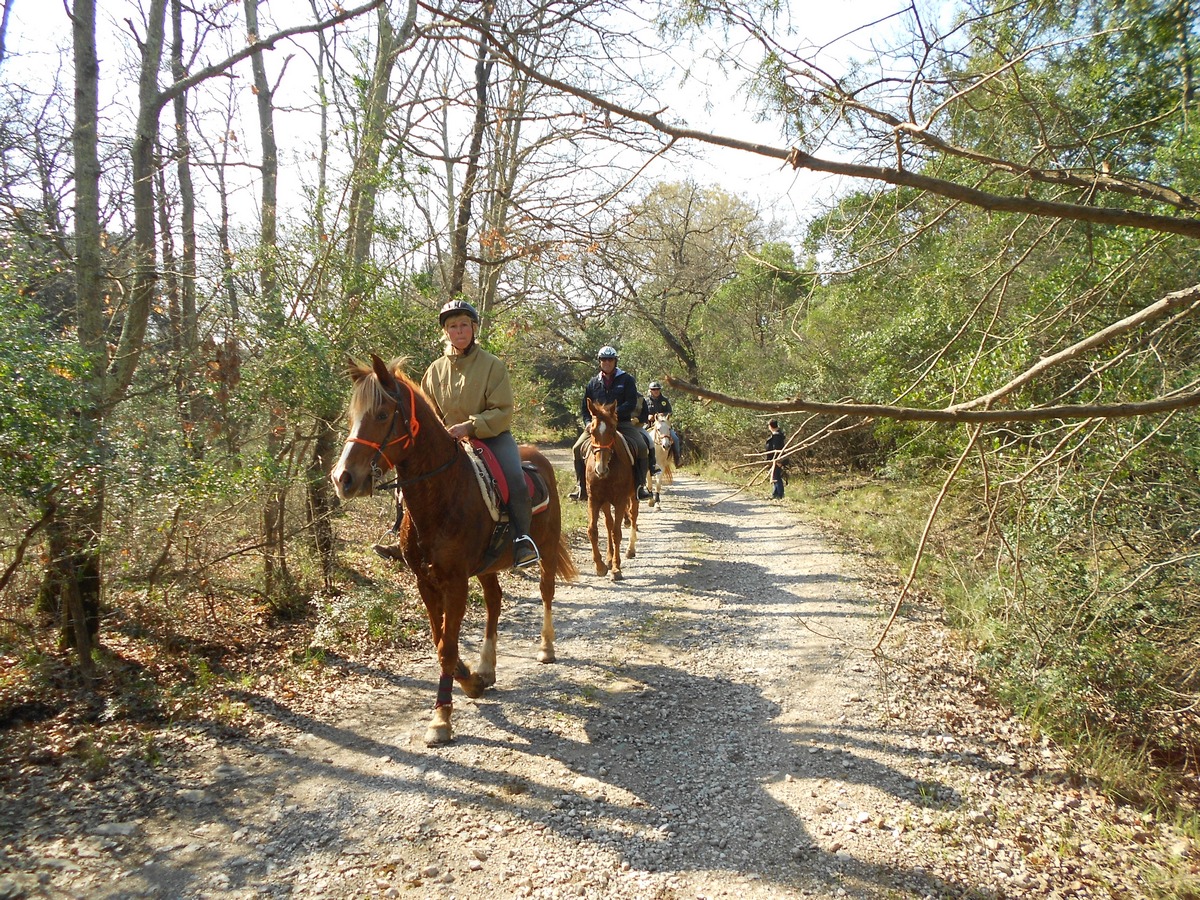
left=435, top=673, right=454, bottom=708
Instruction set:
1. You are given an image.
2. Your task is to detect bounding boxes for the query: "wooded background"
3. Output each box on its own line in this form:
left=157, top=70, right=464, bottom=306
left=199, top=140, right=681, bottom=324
left=2, top=0, right=1197, bottom=800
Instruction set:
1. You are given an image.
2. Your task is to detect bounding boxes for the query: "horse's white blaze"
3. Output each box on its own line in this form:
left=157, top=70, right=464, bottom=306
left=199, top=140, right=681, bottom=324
left=330, top=408, right=369, bottom=499
left=591, top=419, right=611, bottom=477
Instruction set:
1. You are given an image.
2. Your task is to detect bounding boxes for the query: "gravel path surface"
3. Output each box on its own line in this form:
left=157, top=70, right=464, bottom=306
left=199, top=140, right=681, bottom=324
left=0, top=461, right=1191, bottom=899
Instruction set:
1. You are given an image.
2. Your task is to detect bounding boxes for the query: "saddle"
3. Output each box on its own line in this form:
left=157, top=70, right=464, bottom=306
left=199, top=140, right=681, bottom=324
left=465, top=439, right=551, bottom=522
left=462, top=440, right=551, bottom=576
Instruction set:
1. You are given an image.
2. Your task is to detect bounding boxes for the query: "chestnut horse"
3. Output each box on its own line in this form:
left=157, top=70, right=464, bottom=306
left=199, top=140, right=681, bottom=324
left=582, top=399, right=639, bottom=580
left=330, top=355, right=577, bottom=745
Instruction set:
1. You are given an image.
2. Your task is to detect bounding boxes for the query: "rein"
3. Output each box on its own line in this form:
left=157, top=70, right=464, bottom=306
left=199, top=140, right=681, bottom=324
left=375, top=450, right=459, bottom=492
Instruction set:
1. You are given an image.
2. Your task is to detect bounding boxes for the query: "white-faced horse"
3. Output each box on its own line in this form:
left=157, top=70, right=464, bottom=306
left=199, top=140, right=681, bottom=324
left=648, top=414, right=676, bottom=506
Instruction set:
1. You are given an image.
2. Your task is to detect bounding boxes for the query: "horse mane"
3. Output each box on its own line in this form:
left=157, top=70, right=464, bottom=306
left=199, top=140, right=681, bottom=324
left=590, top=399, right=618, bottom=423
left=346, top=355, right=425, bottom=422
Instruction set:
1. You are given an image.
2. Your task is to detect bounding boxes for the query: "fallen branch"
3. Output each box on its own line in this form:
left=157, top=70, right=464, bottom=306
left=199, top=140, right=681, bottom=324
left=665, top=378, right=1200, bottom=423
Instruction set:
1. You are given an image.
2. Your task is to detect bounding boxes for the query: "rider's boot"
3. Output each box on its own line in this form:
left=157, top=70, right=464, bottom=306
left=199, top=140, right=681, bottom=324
left=512, top=534, right=541, bottom=569
left=636, top=457, right=653, bottom=501
left=372, top=498, right=406, bottom=564
left=569, top=457, right=587, bottom=501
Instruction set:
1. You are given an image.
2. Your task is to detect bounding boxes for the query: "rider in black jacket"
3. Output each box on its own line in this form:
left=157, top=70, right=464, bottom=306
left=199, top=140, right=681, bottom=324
left=644, top=381, right=681, bottom=465
left=570, top=346, right=655, bottom=502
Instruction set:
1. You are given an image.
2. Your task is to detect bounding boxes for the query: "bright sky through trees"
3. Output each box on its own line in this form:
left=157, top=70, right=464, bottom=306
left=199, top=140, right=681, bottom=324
left=2, top=0, right=912, bottom=237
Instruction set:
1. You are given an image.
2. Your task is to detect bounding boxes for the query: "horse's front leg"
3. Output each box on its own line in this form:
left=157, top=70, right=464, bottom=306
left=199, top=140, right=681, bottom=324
left=456, top=573, right=501, bottom=697
left=587, top=499, right=608, bottom=576
left=626, top=497, right=639, bottom=559
left=417, top=576, right=470, bottom=746
left=603, top=505, right=623, bottom=581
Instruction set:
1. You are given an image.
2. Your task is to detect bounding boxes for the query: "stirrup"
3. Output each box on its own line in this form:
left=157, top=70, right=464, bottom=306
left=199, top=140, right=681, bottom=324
left=512, top=534, right=540, bottom=569
left=569, top=485, right=587, bottom=501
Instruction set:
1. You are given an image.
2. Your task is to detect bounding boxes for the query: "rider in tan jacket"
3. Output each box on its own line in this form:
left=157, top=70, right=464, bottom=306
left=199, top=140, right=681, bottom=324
left=420, top=300, right=539, bottom=569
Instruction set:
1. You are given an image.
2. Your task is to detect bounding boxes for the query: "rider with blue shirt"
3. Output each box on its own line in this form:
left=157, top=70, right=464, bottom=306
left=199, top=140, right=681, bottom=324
left=570, top=346, right=656, bottom=502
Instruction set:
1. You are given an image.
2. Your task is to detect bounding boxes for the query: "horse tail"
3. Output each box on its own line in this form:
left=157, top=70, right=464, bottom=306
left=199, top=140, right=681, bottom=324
left=554, top=531, right=579, bottom=582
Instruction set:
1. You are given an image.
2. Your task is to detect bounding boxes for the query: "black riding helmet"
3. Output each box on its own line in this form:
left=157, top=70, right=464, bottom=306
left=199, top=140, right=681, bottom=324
left=439, top=299, right=480, bottom=326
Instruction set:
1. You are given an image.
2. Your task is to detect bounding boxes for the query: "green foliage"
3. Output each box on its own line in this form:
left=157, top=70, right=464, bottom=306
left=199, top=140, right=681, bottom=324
left=311, top=587, right=421, bottom=650
left=0, top=290, right=86, bottom=502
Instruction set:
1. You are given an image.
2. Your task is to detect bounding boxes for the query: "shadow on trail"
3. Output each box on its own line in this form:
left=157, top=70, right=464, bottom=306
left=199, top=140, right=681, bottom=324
left=74, top=465, right=977, bottom=899
left=465, top=658, right=974, bottom=898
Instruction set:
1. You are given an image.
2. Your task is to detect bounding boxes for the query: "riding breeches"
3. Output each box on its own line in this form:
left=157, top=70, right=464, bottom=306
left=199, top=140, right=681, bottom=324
left=481, top=432, right=532, bottom=537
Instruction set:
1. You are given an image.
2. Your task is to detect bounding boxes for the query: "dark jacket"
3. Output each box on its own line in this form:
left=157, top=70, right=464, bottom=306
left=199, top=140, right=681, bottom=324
left=581, top=368, right=639, bottom=423
left=645, top=393, right=673, bottom=417
left=766, top=430, right=785, bottom=463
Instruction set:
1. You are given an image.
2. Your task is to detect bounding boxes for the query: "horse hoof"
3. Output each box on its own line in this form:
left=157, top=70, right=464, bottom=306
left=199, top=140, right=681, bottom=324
left=537, top=646, right=556, bottom=664
left=424, top=705, right=453, bottom=745
left=627, top=550, right=636, bottom=559
left=594, top=565, right=608, bottom=576
left=611, top=570, right=623, bottom=582
left=424, top=725, right=453, bottom=746
left=461, top=675, right=490, bottom=699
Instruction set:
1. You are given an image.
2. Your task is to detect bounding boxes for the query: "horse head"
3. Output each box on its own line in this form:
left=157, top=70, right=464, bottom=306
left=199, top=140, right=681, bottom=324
left=585, top=399, right=620, bottom=479
left=652, top=414, right=673, bottom=449
left=331, top=353, right=422, bottom=499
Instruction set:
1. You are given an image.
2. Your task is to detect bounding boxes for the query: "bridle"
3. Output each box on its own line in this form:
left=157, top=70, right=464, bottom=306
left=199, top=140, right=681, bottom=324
left=653, top=418, right=673, bottom=451
left=586, top=417, right=617, bottom=475
left=346, top=378, right=457, bottom=490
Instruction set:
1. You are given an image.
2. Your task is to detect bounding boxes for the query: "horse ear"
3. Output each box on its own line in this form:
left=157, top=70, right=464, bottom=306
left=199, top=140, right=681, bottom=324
left=371, top=353, right=399, bottom=393
left=586, top=398, right=596, bottom=416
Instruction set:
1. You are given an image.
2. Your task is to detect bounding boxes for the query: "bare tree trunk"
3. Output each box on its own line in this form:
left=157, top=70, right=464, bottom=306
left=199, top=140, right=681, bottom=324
left=305, top=428, right=337, bottom=592
left=156, top=142, right=183, bottom=416
left=210, top=88, right=242, bottom=457
left=476, top=8, right=542, bottom=319
left=171, top=0, right=200, bottom=455
left=244, top=0, right=290, bottom=606
left=45, top=512, right=97, bottom=682
left=345, top=4, right=407, bottom=296
left=448, top=2, right=493, bottom=303
left=54, top=0, right=104, bottom=665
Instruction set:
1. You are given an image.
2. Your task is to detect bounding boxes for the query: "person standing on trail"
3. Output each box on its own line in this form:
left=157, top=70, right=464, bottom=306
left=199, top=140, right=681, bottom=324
left=765, top=419, right=786, bottom=500
left=569, top=345, right=655, bottom=503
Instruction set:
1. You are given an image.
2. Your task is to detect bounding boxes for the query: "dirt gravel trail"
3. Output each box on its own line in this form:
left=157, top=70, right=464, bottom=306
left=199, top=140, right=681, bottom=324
left=0, top=458, right=1184, bottom=899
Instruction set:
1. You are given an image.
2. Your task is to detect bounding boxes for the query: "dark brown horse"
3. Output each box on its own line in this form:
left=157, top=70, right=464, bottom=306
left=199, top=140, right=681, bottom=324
left=331, top=354, right=577, bottom=745
left=582, top=399, right=639, bottom=580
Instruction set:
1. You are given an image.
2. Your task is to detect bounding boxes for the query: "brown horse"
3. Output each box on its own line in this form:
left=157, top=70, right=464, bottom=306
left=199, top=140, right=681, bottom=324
left=582, top=399, right=639, bottom=580
left=330, top=355, right=578, bottom=745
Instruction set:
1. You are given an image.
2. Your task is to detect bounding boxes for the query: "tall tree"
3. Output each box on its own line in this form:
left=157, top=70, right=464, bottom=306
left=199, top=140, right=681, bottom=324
left=169, top=0, right=199, bottom=452
left=243, top=0, right=290, bottom=603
